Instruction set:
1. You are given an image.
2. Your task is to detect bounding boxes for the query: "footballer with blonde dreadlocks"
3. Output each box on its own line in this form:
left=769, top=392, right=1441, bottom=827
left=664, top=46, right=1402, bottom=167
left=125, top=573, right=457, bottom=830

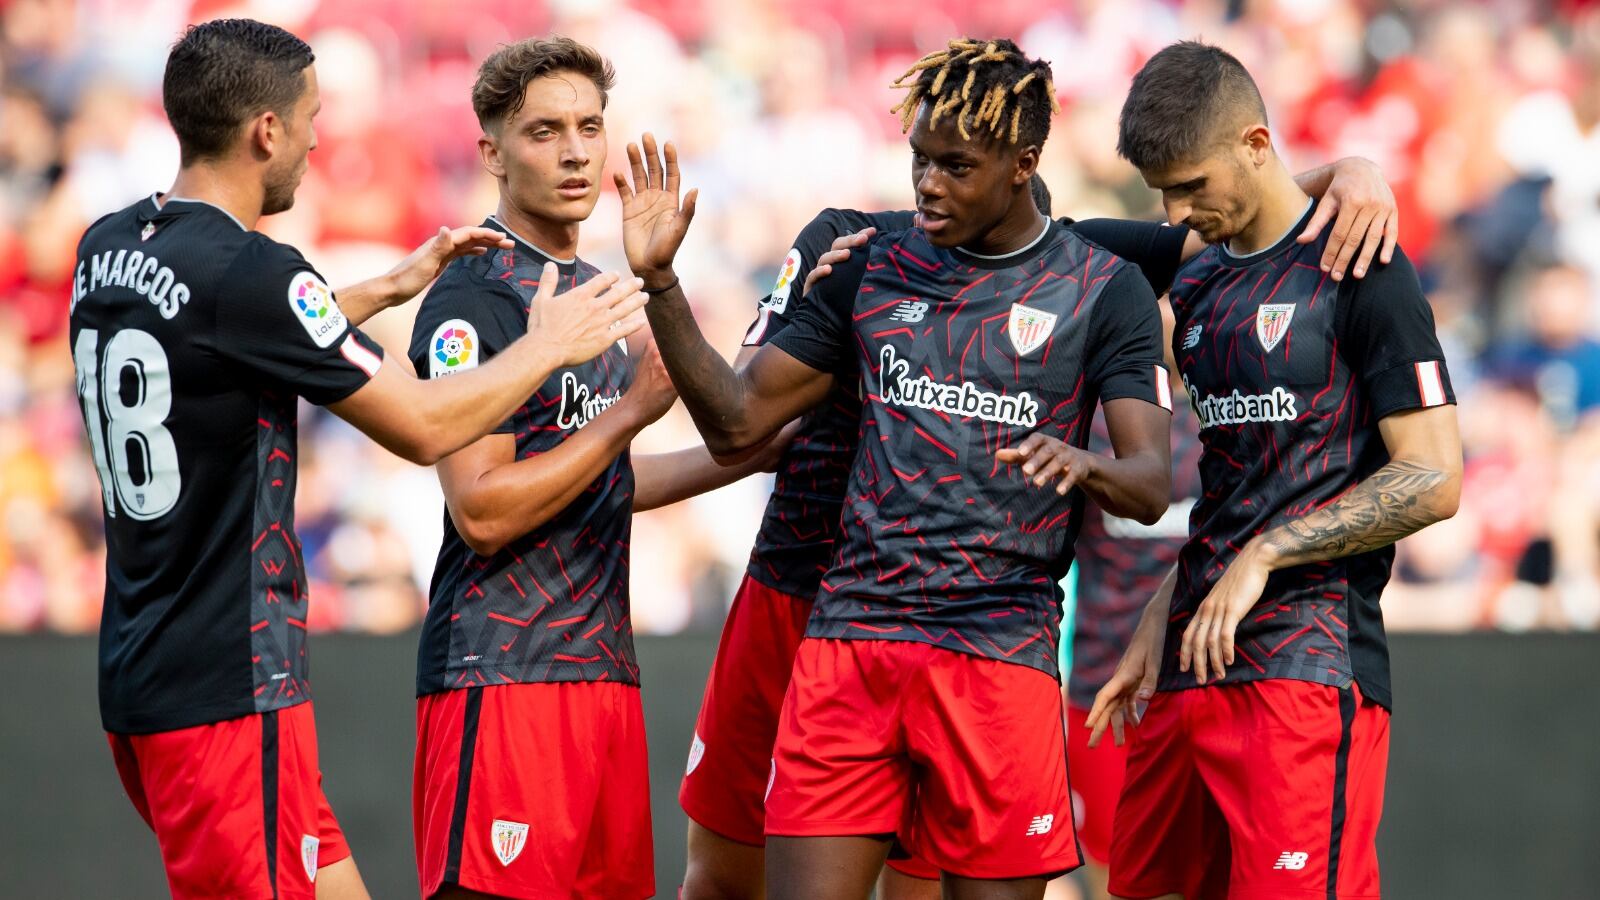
left=636, top=32, right=1405, bottom=900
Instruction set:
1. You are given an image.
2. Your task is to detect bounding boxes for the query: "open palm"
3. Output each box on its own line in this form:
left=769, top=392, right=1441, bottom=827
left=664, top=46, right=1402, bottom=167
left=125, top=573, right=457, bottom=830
left=614, top=132, right=698, bottom=283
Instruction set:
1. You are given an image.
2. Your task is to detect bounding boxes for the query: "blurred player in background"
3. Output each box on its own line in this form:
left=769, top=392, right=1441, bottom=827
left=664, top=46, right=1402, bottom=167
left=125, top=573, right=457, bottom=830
left=72, top=19, right=648, bottom=900
left=1089, top=41, right=1462, bottom=900
left=409, top=37, right=779, bottom=900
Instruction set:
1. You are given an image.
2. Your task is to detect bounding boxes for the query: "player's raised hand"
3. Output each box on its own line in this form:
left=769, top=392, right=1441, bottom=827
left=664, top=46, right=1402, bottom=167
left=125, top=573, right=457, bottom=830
left=1298, top=157, right=1398, bottom=282
left=996, top=433, right=1097, bottom=495
left=803, top=227, right=876, bottom=297
left=621, top=339, right=679, bottom=426
left=525, top=263, right=648, bottom=367
left=388, top=225, right=516, bottom=304
left=1178, top=538, right=1274, bottom=684
left=614, top=133, right=698, bottom=289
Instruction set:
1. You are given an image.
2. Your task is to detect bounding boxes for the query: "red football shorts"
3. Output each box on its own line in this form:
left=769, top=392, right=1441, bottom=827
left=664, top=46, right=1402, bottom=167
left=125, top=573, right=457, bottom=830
left=767, top=637, right=1082, bottom=880
left=1110, top=679, right=1390, bottom=900
left=107, top=701, right=350, bottom=900
left=414, top=682, right=653, bottom=900
left=1065, top=700, right=1131, bottom=867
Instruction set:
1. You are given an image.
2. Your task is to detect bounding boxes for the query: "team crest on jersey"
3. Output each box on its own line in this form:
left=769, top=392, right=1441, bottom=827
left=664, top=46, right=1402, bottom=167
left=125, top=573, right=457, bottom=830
left=140, top=222, right=156, bottom=242
left=287, top=271, right=347, bottom=348
left=430, top=319, right=479, bottom=377
left=763, top=247, right=801, bottom=313
left=1007, top=304, right=1057, bottom=356
left=491, top=819, right=529, bottom=866
left=686, top=731, right=706, bottom=776
left=300, top=835, right=319, bottom=882
left=1255, top=303, right=1295, bottom=352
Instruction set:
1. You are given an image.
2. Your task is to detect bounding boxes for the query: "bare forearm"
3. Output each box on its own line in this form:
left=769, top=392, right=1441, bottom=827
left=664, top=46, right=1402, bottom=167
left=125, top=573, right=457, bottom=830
left=335, top=275, right=399, bottom=326
left=1080, top=449, right=1170, bottom=525
left=642, top=282, right=760, bottom=447
left=451, top=403, right=649, bottom=554
left=1258, top=458, right=1456, bottom=569
left=633, top=445, right=766, bottom=511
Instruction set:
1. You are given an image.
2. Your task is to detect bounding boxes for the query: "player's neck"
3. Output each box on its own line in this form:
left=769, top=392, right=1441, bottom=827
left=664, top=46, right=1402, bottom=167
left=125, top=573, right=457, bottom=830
left=961, top=200, right=1047, bottom=257
left=495, top=201, right=580, bottom=261
left=1226, top=165, right=1309, bottom=257
left=164, top=164, right=265, bottom=231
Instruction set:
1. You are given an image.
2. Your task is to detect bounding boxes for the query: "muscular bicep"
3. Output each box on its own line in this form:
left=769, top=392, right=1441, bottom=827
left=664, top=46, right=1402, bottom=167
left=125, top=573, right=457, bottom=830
left=1377, top=405, right=1461, bottom=477
left=739, top=343, right=836, bottom=431
left=1102, top=396, right=1173, bottom=465
left=435, top=432, right=518, bottom=513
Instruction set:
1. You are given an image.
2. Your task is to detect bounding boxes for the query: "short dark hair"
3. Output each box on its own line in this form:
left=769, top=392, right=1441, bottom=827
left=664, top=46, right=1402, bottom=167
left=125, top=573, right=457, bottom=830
left=472, top=37, right=616, bottom=132
left=890, top=38, right=1060, bottom=148
left=163, top=19, right=315, bottom=166
left=1118, top=40, right=1267, bottom=171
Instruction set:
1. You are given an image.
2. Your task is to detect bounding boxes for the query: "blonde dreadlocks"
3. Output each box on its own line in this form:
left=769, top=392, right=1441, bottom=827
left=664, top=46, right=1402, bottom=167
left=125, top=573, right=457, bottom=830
left=890, top=38, right=1060, bottom=145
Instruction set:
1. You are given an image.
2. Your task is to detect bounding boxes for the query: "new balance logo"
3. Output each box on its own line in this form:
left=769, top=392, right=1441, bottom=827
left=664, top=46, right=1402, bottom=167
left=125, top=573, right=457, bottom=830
left=1183, top=323, right=1203, bottom=349
left=889, top=300, right=929, bottom=323
left=1025, top=814, right=1053, bottom=836
left=1273, top=851, right=1308, bottom=870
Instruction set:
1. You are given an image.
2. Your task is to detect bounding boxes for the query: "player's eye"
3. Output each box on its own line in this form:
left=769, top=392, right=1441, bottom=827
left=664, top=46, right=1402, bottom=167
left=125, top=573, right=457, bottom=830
left=947, top=162, right=972, bottom=175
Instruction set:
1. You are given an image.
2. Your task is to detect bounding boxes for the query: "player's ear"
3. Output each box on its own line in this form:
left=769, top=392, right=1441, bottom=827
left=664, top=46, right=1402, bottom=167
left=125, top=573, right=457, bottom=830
left=1242, top=123, right=1272, bottom=168
left=249, top=110, right=279, bottom=161
left=479, top=132, right=506, bottom=179
left=1013, top=143, right=1041, bottom=187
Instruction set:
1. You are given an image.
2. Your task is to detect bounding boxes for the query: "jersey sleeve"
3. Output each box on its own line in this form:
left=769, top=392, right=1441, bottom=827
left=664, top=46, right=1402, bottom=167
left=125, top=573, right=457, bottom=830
left=1067, top=218, right=1191, bottom=296
left=1084, top=265, right=1171, bottom=410
left=765, top=243, right=867, bottom=376
left=743, top=208, right=867, bottom=347
left=1336, top=246, right=1456, bottom=418
left=212, top=238, right=384, bottom=406
left=407, top=268, right=525, bottom=434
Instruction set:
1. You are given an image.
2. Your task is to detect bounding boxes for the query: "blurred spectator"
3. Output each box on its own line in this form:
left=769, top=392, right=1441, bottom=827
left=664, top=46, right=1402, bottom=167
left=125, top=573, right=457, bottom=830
left=2, top=0, right=1598, bottom=635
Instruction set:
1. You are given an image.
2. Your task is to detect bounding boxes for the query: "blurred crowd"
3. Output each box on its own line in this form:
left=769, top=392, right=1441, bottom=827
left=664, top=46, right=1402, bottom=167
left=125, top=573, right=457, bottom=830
left=3, top=0, right=1599, bottom=636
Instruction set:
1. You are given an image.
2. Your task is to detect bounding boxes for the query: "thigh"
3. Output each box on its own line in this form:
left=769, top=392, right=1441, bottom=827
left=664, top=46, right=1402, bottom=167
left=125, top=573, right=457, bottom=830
left=1107, top=691, right=1227, bottom=900
left=682, top=576, right=813, bottom=847
left=116, top=708, right=316, bottom=900
left=1192, top=680, right=1386, bottom=900
left=683, top=820, right=767, bottom=900
left=418, top=683, right=610, bottom=899
left=904, top=647, right=1081, bottom=881
left=574, top=685, right=655, bottom=900
left=765, top=639, right=913, bottom=839
left=768, top=835, right=891, bottom=900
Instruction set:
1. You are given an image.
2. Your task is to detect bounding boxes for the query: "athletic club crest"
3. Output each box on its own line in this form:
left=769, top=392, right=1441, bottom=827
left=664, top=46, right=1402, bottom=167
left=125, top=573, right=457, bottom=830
left=491, top=819, right=529, bottom=866
left=1256, top=303, right=1295, bottom=352
left=300, top=835, right=319, bottom=882
left=1007, top=304, right=1058, bottom=356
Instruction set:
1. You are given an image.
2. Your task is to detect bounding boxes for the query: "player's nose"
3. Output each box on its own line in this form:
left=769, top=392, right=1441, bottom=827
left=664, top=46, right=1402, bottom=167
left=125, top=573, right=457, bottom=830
left=1163, top=200, right=1190, bottom=228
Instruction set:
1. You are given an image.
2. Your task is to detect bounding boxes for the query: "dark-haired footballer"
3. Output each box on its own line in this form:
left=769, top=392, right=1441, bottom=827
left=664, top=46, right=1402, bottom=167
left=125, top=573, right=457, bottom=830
left=1087, top=41, right=1461, bottom=900
left=408, top=38, right=782, bottom=900
left=641, top=37, right=1173, bottom=900
left=679, top=150, right=1398, bottom=900
left=71, top=19, right=647, bottom=900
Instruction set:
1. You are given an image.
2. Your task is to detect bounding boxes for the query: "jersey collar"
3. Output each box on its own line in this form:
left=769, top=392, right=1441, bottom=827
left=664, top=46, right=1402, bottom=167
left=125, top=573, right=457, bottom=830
left=1217, top=197, right=1314, bottom=267
left=146, top=193, right=248, bottom=231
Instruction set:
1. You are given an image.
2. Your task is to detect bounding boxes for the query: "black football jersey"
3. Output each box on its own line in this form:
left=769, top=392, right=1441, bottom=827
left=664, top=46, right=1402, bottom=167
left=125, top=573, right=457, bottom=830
left=740, top=209, right=916, bottom=598
left=1067, top=400, right=1204, bottom=709
left=70, top=195, right=385, bottom=734
left=407, top=219, right=637, bottom=695
left=1163, top=204, right=1454, bottom=709
left=770, top=220, right=1171, bottom=678
left=742, top=210, right=1189, bottom=607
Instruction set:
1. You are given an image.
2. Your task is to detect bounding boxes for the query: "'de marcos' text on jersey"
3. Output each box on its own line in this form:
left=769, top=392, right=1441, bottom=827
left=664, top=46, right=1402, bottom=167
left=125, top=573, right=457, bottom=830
left=70, top=196, right=385, bottom=734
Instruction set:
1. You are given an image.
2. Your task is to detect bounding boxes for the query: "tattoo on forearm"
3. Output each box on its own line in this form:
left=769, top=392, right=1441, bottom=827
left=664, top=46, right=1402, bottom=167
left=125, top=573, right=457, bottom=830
left=1264, top=459, right=1447, bottom=563
left=643, top=285, right=745, bottom=424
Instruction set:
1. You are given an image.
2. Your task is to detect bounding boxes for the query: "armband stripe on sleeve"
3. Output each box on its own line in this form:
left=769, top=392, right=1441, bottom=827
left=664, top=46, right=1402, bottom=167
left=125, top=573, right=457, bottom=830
left=1415, top=360, right=1445, bottom=407
left=340, top=334, right=382, bottom=377
left=1154, top=365, right=1173, bottom=411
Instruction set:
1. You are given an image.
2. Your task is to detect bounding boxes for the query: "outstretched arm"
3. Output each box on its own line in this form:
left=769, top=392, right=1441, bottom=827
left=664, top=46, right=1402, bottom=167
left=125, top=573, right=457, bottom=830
left=633, top=420, right=798, bottom=511
left=1180, top=405, right=1462, bottom=683
left=336, top=225, right=515, bottom=325
left=330, top=266, right=647, bottom=465
left=614, top=133, right=839, bottom=454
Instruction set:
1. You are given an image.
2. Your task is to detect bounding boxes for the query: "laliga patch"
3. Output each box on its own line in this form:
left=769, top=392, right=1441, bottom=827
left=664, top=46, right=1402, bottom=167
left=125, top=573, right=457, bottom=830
left=1256, top=303, right=1295, bottom=353
left=1007, top=303, right=1058, bottom=357
left=491, top=819, right=529, bottom=866
left=429, top=319, right=479, bottom=377
left=287, top=271, right=348, bottom=349
left=300, top=835, right=319, bottom=882
left=763, top=247, right=802, bottom=313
